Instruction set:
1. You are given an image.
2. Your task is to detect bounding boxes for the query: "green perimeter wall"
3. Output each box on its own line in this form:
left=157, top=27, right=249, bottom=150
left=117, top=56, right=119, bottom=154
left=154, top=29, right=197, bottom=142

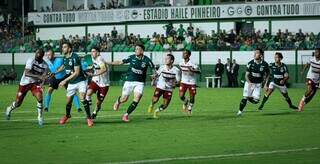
left=0, top=64, right=305, bottom=87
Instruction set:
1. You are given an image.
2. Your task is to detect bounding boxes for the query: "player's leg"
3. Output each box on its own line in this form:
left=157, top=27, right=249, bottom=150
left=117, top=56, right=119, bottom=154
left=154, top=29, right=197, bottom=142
left=153, top=91, right=172, bottom=118
left=237, top=82, right=253, bottom=116
left=5, top=85, right=29, bottom=120
left=59, top=83, right=76, bottom=124
left=258, top=83, right=274, bottom=110
left=44, top=86, right=54, bottom=112
left=77, top=81, right=93, bottom=127
left=113, top=81, right=131, bottom=111
left=148, top=88, right=161, bottom=113
left=187, top=85, right=197, bottom=115
left=298, top=80, right=317, bottom=111
left=44, top=77, right=59, bottom=112
left=92, top=86, right=109, bottom=119
left=179, top=83, right=189, bottom=112
left=122, top=82, right=143, bottom=122
left=277, top=85, right=298, bottom=109
left=32, top=85, right=45, bottom=126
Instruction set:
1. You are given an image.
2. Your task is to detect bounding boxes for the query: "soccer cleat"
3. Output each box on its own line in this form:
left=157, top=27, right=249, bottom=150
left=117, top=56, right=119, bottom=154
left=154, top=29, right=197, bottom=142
left=77, top=108, right=82, bottom=112
left=237, top=110, right=243, bottom=116
left=148, top=105, right=154, bottom=113
left=187, top=105, right=192, bottom=116
left=87, top=118, right=94, bottom=127
left=5, top=106, right=11, bottom=120
left=113, top=100, right=121, bottom=111
left=298, top=99, right=305, bottom=112
left=38, top=116, right=44, bottom=126
left=122, top=114, right=129, bottom=122
left=258, top=105, right=263, bottom=111
left=153, top=110, right=160, bottom=119
left=44, top=107, right=49, bottom=112
left=289, top=105, right=298, bottom=110
left=59, top=115, right=71, bottom=124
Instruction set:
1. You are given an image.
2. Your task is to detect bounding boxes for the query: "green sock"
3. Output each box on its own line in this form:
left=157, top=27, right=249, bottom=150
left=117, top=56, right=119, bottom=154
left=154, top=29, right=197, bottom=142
left=127, top=101, right=139, bottom=115
left=259, top=95, right=269, bottom=109
left=239, top=99, right=247, bottom=112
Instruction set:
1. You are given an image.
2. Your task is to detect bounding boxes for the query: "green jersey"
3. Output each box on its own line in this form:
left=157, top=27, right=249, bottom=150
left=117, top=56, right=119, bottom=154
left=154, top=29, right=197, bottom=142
left=246, top=59, right=269, bottom=84
left=63, top=53, right=86, bottom=84
left=122, top=55, right=154, bottom=83
left=269, top=62, right=288, bottom=86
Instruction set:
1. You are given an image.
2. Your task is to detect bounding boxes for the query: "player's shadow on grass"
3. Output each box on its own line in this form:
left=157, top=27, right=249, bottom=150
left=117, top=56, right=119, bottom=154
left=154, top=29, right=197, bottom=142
left=260, top=111, right=294, bottom=116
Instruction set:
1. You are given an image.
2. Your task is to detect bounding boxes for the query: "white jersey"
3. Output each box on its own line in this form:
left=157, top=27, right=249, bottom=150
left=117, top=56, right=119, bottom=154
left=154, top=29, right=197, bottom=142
left=20, top=57, right=48, bottom=86
left=307, top=57, right=320, bottom=83
left=179, top=60, right=199, bottom=85
left=156, top=65, right=181, bottom=91
left=91, top=55, right=110, bottom=87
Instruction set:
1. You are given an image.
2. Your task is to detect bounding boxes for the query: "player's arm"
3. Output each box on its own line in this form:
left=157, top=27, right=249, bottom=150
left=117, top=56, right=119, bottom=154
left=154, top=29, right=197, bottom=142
left=300, top=63, right=310, bottom=75
left=245, top=71, right=252, bottom=83
left=59, top=65, right=80, bottom=87
left=91, top=58, right=108, bottom=76
left=263, top=66, right=270, bottom=89
left=245, top=63, right=252, bottom=84
left=108, top=60, right=124, bottom=65
left=175, top=68, right=182, bottom=85
left=24, top=69, right=45, bottom=80
left=190, top=65, right=201, bottom=74
left=281, top=66, right=289, bottom=85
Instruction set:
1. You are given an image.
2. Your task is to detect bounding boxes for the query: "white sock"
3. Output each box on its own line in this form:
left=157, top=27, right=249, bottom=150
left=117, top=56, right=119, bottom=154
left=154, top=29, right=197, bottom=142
left=37, top=102, right=43, bottom=118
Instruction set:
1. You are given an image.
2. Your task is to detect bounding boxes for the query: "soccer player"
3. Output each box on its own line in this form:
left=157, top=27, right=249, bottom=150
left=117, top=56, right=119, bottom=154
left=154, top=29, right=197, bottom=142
left=258, top=52, right=298, bottom=110
left=237, top=48, right=270, bottom=116
left=148, top=54, right=181, bottom=118
left=58, top=42, right=94, bottom=127
left=5, top=49, right=49, bottom=126
left=85, top=47, right=110, bottom=119
left=44, top=49, right=82, bottom=112
left=179, top=49, right=200, bottom=115
left=111, top=44, right=155, bottom=122
left=298, top=48, right=320, bottom=111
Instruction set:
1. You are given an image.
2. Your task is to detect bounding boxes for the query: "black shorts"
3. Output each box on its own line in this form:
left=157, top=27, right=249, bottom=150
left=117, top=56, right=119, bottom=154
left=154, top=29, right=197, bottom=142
left=49, top=75, right=68, bottom=89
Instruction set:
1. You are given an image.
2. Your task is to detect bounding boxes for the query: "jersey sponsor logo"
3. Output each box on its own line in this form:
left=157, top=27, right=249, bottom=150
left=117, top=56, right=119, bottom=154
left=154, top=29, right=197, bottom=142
left=274, top=75, right=284, bottom=79
left=131, top=67, right=143, bottom=74
left=69, top=61, right=73, bottom=66
left=252, top=72, right=261, bottom=77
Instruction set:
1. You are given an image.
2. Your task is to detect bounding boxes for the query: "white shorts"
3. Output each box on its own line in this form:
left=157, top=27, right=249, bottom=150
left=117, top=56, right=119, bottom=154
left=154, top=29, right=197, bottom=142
left=122, top=81, right=144, bottom=96
left=243, top=81, right=261, bottom=100
left=268, top=82, right=287, bottom=94
left=66, top=80, right=87, bottom=97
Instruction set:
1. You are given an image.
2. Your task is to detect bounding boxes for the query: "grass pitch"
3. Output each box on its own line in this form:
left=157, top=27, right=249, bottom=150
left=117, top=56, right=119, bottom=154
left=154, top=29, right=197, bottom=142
left=0, top=85, right=320, bottom=164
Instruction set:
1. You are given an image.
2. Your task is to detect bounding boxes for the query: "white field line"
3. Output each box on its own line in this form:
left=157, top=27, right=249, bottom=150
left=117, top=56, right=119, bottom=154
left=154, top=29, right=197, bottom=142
left=108, top=147, right=319, bottom=164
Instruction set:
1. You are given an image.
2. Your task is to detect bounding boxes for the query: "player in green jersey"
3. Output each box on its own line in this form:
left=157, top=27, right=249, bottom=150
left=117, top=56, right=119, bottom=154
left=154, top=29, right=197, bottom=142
left=110, top=44, right=155, bottom=122
left=258, top=52, right=298, bottom=110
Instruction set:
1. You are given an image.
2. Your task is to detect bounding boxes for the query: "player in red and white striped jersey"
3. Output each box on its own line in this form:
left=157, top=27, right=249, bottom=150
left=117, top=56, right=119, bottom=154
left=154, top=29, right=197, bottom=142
left=179, top=50, right=200, bottom=115
left=5, top=49, right=49, bottom=126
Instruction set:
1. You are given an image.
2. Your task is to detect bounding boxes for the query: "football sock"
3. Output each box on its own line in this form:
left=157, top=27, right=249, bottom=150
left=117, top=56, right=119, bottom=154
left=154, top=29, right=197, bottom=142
left=239, top=98, right=247, bottom=112
left=127, top=101, right=139, bottom=115
left=44, top=93, right=51, bottom=109
left=81, top=100, right=91, bottom=119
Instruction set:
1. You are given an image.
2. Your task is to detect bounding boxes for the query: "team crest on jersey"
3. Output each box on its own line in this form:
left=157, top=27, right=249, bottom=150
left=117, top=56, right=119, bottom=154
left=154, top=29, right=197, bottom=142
left=69, top=61, right=72, bottom=66
left=141, top=62, right=146, bottom=68
left=280, top=68, right=284, bottom=72
left=260, top=67, right=264, bottom=71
